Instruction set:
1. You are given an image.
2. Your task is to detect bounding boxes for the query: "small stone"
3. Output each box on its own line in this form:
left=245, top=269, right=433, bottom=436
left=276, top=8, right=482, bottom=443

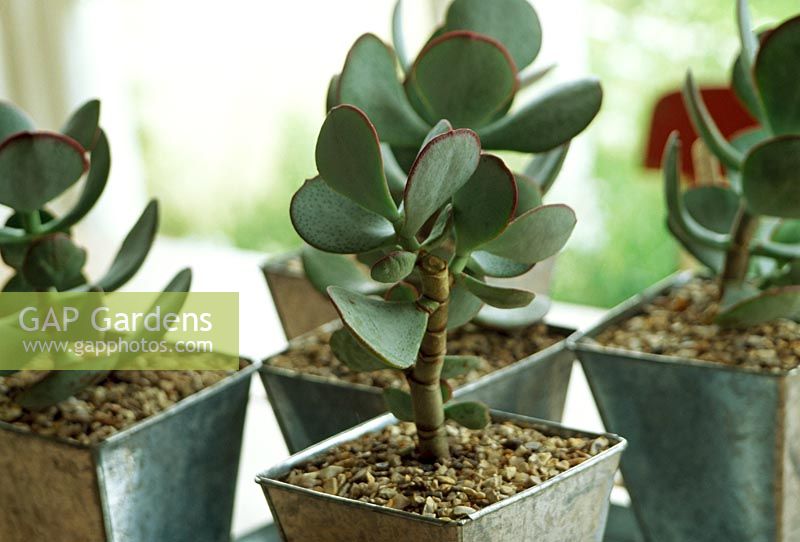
left=423, top=496, right=437, bottom=516
left=318, top=466, right=345, bottom=480
left=452, top=506, right=476, bottom=517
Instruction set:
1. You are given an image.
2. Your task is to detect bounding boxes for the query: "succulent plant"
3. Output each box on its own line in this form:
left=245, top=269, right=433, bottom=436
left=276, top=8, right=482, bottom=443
left=0, top=99, right=191, bottom=408
left=300, top=0, right=602, bottom=330
left=664, top=0, right=800, bottom=327
left=291, top=104, right=576, bottom=459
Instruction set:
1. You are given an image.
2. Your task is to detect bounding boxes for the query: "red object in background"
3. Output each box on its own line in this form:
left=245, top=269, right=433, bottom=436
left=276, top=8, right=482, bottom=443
left=644, top=87, right=758, bottom=180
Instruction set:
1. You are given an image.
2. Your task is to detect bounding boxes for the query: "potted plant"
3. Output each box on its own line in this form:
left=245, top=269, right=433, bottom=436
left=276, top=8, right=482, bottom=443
left=263, top=0, right=601, bottom=341
left=0, top=100, right=256, bottom=542
left=257, top=103, right=625, bottom=542
left=572, top=2, right=800, bottom=540
left=262, top=0, right=603, bottom=453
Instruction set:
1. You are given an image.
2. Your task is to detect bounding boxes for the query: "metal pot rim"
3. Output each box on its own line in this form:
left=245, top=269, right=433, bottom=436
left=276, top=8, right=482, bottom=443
left=0, top=358, right=260, bottom=450
left=262, top=320, right=577, bottom=397
left=262, top=249, right=303, bottom=278
left=256, top=409, right=626, bottom=526
left=568, top=270, right=800, bottom=379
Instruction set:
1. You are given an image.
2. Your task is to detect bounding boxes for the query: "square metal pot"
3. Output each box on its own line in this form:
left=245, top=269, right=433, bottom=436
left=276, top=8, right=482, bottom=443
left=571, top=271, right=800, bottom=542
left=0, top=362, right=258, bottom=542
left=261, top=321, right=575, bottom=454
left=257, top=410, right=626, bottom=542
left=262, top=252, right=339, bottom=341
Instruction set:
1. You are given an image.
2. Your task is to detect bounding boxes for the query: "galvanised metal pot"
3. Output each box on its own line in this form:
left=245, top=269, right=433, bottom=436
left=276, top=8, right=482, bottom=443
left=257, top=410, right=626, bottom=542
left=262, top=252, right=338, bottom=341
left=0, top=361, right=259, bottom=542
left=261, top=321, right=575, bottom=454
left=263, top=251, right=557, bottom=341
left=571, top=271, right=800, bottom=542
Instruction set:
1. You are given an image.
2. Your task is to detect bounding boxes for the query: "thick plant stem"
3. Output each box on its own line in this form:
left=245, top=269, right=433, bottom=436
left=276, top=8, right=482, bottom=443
left=720, top=207, right=758, bottom=296
left=409, top=253, right=450, bottom=461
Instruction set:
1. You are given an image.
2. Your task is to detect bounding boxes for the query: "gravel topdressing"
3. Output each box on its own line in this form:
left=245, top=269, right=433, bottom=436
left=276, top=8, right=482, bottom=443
left=596, top=278, right=800, bottom=373
left=0, top=357, right=245, bottom=445
left=269, top=323, right=566, bottom=389
left=283, top=419, right=612, bottom=521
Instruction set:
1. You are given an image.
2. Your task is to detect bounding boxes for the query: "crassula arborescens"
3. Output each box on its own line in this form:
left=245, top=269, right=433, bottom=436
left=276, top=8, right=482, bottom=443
left=0, top=100, right=190, bottom=409
left=664, top=0, right=800, bottom=327
left=291, top=104, right=576, bottom=460
left=300, top=0, right=602, bottom=331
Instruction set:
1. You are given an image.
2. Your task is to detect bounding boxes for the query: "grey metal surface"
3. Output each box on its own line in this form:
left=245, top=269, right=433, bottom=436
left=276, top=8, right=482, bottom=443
left=257, top=410, right=626, bottom=542
left=604, top=504, right=645, bottom=542
left=0, top=362, right=258, bottom=542
left=571, top=272, right=800, bottom=542
left=261, top=322, right=575, bottom=454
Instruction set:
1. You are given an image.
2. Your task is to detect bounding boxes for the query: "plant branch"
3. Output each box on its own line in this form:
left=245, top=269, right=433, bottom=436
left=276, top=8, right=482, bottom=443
left=409, top=252, right=450, bottom=460
left=720, top=207, right=758, bottom=296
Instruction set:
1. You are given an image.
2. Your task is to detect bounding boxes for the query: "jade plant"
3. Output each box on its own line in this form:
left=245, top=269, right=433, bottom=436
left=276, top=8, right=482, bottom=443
left=0, top=99, right=190, bottom=409
left=291, top=104, right=576, bottom=459
left=664, top=0, right=800, bottom=327
left=299, top=0, right=602, bottom=329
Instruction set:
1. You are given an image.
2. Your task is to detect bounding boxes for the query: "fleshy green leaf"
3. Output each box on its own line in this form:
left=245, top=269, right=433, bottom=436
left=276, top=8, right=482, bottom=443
left=330, top=328, right=390, bottom=372
left=0, top=133, right=88, bottom=212
left=338, top=33, right=430, bottom=147
left=716, top=286, right=800, bottom=327
left=421, top=204, right=452, bottom=249
left=742, top=137, right=800, bottom=219
left=421, top=119, right=454, bottom=150
left=48, top=129, right=110, bottom=232
left=468, top=251, right=533, bottom=278
left=444, top=0, right=541, bottom=70
left=2, top=273, right=32, bottom=292
left=667, top=218, right=724, bottom=273
left=772, top=220, right=800, bottom=245
left=683, top=186, right=740, bottom=234
left=328, top=286, right=427, bottom=369
left=384, top=282, right=418, bottom=302
left=662, top=133, right=730, bottom=252
left=736, top=0, right=759, bottom=71
left=0, top=101, right=34, bottom=142
left=483, top=204, right=576, bottom=264
left=61, top=99, right=100, bottom=150
left=447, top=279, right=483, bottom=329
left=475, top=294, right=551, bottom=330
left=460, top=274, right=534, bottom=309
left=731, top=52, right=763, bottom=121
left=392, top=0, right=411, bottom=72
left=0, top=210, right=58, bottom=269
left=523, top=144, right=569, bottom=195
left=301, top=245, right=376, bottom=295
left=291, top=177, right=395, bottom=254
left=370, top=250, right=417, bottom=283
left=380, top=143, right=407, bottom=197
left=326, top=75, right=340, bottom=111
left=402, top=129, right=481, bottom=237
left=513, top=173, right=543, bottom=218
left=316, top=105, right=399, bottom=221
left=754, top=15, right=800, bottom=134
left=406, top=32, right=517, bottom=128
left=682, top=72, right=744, bottom=170
left=21, top=233, right=87, bottom=291
left=445, top=401, right=490, bottom=429
left=17, top=371, right=109, bottom=411
left=383, top=387, right=414, bottom=421
left=479, top=79, right=602, bottom=153
left=441, top=355, right=482, bottom=379
left=453, top=154, right=516, bottom=253
left=95, top=200, right=159, bottom=292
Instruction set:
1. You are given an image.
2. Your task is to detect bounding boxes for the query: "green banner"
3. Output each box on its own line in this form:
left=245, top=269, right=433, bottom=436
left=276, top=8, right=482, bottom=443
left=0, top=292, right=239, bottom=371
